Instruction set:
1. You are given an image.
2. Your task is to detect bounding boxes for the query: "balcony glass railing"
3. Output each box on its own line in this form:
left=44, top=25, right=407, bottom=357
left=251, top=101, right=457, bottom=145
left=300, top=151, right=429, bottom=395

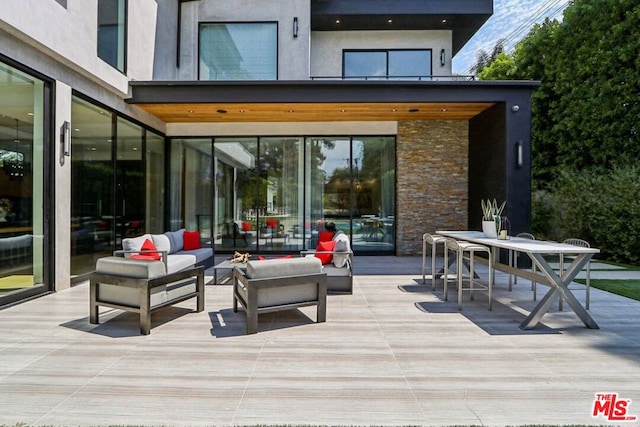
left=309, top=75, right=477, bottom=81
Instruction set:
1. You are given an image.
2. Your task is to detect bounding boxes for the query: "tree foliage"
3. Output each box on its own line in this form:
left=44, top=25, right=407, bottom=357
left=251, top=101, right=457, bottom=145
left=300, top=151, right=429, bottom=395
left=470, top=38, right=506, bottom=75
left=477, top=0, right=640, bottom=262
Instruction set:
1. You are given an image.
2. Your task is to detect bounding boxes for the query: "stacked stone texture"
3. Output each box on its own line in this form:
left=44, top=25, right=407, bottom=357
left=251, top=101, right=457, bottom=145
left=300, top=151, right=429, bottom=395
left=396, top=121, right=469, bottom=255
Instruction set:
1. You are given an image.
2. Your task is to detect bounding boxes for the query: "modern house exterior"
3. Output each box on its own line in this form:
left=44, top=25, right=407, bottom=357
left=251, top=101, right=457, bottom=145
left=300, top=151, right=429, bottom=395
left=0, top=0, right=537, bottom=307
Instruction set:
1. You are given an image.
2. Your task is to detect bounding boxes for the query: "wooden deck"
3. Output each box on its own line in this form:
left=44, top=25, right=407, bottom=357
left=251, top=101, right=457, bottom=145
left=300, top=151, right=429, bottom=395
left=0, top=256, right=639, bottom=426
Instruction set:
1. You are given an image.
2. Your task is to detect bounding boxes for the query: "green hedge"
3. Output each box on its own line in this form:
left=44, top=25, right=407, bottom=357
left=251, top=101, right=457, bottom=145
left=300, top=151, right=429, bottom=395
left=532, top=166, right=640, bottom=263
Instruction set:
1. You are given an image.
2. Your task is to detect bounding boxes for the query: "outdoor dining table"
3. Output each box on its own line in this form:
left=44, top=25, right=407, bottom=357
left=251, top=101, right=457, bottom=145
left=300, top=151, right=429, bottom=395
left=436, top=230, right=600, bottom=330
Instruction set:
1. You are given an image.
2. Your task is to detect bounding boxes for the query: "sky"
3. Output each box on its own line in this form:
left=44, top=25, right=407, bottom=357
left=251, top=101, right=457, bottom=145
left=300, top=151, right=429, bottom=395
left=452, top=0, right=571, bottom=75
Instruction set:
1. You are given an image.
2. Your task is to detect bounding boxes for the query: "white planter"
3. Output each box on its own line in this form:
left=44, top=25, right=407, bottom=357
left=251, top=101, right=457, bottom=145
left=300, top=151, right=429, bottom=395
left=482, top=220, right=498, bottom=238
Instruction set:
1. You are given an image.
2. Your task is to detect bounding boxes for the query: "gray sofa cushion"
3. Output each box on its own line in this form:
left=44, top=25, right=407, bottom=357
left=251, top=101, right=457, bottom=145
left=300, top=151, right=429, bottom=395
left=96, top=256, right=166, bottom=279
left=164, top=229, right=185, bottom=254
left=246, top=257, right=322, bottom=279
left=182, top=247, right=213, bottom=265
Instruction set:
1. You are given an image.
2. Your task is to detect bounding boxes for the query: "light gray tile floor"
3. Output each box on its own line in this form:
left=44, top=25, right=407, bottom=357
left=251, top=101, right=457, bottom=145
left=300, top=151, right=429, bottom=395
left=0, top=256, right=639, bottom=426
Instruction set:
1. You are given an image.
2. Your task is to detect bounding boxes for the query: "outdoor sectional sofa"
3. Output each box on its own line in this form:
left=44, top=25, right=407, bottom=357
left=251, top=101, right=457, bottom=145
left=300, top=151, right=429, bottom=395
left=118, top=229, right=214, bottom=272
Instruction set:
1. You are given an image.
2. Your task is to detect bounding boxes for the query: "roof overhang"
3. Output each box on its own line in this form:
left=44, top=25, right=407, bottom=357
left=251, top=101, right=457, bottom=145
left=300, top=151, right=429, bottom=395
left=127, top=80, right=540, bottom=124
left=311, top=0, right=493, bottom=55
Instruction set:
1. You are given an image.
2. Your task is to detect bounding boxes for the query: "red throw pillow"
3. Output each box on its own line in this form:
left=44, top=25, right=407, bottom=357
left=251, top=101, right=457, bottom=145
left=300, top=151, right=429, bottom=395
left=315, top=240, right=336, bottom=265
left=266, top=219, right=278, bottom=229
left=319, top=231, right=334, bottom=243
left=242, top=221, right=252, bottom=232
left=131, top=238, right=161, bottom=261
left=130, top=254, right=160, bottom=261
left=183, top=230, right=202, bottom=250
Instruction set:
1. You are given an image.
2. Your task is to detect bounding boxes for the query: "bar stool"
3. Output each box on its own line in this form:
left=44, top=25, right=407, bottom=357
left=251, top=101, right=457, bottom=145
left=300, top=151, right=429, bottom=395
left=443, top=238, right=494, bottom=311
left=509, top=232, right=536, bottom=291
left=422, top=233, right=447, bottom=290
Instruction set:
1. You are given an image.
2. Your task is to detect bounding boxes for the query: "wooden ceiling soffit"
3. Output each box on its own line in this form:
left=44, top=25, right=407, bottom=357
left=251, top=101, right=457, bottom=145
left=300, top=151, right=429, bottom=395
left=135, top=102, right=496, bottom=123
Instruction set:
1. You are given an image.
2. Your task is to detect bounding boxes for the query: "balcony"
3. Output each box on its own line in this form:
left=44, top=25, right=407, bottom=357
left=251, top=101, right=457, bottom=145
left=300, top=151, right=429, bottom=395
left=311, top=0, right=493, bottom=54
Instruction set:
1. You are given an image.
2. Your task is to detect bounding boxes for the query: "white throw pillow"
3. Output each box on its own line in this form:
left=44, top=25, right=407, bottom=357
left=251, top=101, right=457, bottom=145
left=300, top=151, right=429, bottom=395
left=121, top=234, right=152, bottom=257
left=151, top=234, right=171, bottom=254
left=332, top=232, right=351, bottom=268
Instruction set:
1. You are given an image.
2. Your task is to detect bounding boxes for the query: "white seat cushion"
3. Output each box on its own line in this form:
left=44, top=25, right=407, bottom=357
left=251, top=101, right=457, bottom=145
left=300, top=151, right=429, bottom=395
left=96, top=256, right=166, bottom=279
left=166, top=254, right=196, bottom=274
left=246, top=257, right=322, bottom=279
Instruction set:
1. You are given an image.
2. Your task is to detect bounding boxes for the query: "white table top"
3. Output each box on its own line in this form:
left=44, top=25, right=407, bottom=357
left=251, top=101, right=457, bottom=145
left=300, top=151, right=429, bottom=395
left=436, top=230, right=600, bottom=254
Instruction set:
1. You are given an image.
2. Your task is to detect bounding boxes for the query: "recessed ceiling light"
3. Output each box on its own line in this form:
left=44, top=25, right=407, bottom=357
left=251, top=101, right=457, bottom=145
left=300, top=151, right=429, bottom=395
left=27, top=112, right=34, bottom=116
left=387, top=19, right=393, bottom=23
left=340, top=109, right=346, bottom=113
left=335, top=19, right=340, bottom=24
left=288, top=109, right=295, bottom=113
left=217, top=109, right=227, bottom=114
left=188, top=110, right=195, bottom=113
left=441, top=108, right=448, bottom=112
left=239, top=109, right=246, bottom=113
left=442, top=19, right=447, bottom=23
left=392, top=109, right=397, bottom=112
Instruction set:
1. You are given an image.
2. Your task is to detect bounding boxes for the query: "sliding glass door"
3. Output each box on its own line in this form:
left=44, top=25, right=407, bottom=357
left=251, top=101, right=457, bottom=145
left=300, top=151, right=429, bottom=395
left=0, top=60, right=48, bottom=304
left=168, top=135, right=395, bottom=255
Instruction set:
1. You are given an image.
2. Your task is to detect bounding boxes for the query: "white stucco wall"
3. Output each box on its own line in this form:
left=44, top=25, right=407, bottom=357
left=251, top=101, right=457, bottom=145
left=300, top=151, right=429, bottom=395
left=0, top=0, right=157, bottom=94
left=311, top=30, right=452, bottom=78
left=178, top=0, right=311, bottom=81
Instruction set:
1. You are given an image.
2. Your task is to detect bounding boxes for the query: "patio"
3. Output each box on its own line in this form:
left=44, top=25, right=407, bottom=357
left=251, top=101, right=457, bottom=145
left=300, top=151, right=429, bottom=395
left=1, top=256, right=639, bottom=426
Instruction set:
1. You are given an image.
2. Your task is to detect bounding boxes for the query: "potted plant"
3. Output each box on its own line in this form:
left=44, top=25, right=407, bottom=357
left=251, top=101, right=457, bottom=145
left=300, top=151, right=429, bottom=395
left=481, top=198, right=505, bottom=238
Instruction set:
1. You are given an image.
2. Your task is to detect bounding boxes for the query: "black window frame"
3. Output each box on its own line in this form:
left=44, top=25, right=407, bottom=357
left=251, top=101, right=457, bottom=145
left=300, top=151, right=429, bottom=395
left=197, top=21, right=279, bottom=81
left=342, top=48, right=433, bottom=80
left=97, top=0, right=128, bottom=74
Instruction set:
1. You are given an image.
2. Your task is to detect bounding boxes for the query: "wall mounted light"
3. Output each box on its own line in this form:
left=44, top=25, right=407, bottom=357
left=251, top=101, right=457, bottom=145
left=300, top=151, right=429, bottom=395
left=60, top=121, right=70, bottom=165
left=293, top=17, right=298, bottom=38
left=440, top=49, right=446, bottom=66
left=511, top=105, right=520, bottom=112
left=516, top=141, right=523, bottom=168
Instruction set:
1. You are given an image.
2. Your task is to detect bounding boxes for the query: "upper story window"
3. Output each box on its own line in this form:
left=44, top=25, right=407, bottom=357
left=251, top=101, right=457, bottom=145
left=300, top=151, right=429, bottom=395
left=199, top=23, right=277, bottom=80
left=97, top=0, right=127, bottom=73
left=343, top=49, right=432, bottom=80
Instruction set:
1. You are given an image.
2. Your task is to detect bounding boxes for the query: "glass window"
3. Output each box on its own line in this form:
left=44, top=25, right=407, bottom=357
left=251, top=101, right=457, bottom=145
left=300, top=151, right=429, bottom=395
left=212, top=138, right=257, bottom=251
left=116, top=118, right=144, bottom=241
left=71, top=96, right=165, bottom=278
left=145, top=131, right=165, bottom=234
left=167, top=135, right=395, bottom=255
left=258, top=137, right=304, bottom=252
left=98, top=0, right=127, bottom=72
left=0, top=61, right=47, bottom=304
left=199, top=23, right=277, bottom=80
left=344, top=50, right=432, bottom=80
left=167, top=139, right=214, bottom=249
left=307, top=136, right=395, bottom=253
left=343, top=51, right=386, bottom=80
left=70, top=97, right=115, bottom=277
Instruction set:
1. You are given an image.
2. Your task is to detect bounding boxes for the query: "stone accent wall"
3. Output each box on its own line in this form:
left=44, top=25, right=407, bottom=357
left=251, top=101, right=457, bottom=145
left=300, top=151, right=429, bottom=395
left=396, top=121, right=469, bottom=255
